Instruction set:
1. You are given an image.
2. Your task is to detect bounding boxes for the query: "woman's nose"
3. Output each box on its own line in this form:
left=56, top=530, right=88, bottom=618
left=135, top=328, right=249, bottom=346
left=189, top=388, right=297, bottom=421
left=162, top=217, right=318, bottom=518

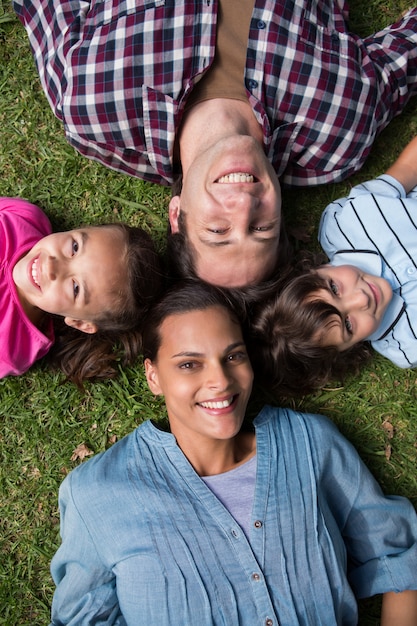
left=206, top=363, right=232, bottom=389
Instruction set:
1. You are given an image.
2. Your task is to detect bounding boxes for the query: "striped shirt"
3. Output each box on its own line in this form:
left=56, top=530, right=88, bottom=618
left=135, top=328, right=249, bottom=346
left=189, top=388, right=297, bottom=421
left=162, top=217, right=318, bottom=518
left=319, top=175, right=417, bottom=368
left=13, top=0, right=417, bottom=187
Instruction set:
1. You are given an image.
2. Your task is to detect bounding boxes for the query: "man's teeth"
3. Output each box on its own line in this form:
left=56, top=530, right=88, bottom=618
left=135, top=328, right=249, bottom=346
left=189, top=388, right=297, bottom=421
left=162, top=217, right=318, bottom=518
left=199, top=397, right=234, bottom=409
left=31, top=258, right=40, bottom=286
left=217, top=173, right=254, bottom=183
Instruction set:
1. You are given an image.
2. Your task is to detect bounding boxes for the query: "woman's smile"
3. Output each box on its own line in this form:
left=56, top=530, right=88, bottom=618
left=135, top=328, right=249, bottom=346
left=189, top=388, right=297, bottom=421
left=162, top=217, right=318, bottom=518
left=145, top=306, right=254, bottom=448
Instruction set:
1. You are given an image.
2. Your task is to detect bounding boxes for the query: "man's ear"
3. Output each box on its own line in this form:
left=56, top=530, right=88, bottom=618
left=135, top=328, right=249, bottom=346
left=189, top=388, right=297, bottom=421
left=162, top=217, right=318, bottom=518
left=64, top=317, right=98, bottom=334
left=168, top=196, right=181, bottom=234
left=144, top=358, right=163, bottom=395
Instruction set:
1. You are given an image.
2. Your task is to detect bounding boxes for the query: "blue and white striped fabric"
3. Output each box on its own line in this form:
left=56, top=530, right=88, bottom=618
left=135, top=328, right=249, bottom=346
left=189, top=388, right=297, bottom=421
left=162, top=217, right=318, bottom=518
left=319, top=174, right=417, bottom=367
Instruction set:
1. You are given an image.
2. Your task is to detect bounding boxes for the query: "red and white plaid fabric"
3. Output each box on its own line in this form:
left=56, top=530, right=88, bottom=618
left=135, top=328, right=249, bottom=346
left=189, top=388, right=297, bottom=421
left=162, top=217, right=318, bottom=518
left=13, top=0, right=417, bottom=187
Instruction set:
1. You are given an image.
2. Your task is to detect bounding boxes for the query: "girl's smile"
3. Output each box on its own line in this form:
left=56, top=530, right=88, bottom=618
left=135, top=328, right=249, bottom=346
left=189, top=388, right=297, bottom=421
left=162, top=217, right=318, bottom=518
left=13, top=226, right=126, bottom=331
left=29, top=255, right=41, bottom=290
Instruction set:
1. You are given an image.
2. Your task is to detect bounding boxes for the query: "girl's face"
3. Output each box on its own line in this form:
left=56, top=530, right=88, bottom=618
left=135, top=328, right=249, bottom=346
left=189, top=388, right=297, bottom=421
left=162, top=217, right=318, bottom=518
left=313, top=264, right=393, bottom=349
left=145, top=306, right=254, bottom=447
left=13, top=226, right=126, bottom=332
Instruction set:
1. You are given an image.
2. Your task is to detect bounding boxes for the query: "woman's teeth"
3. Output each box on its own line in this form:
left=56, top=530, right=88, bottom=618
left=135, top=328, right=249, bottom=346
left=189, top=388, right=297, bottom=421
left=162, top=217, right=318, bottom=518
left=199, top=397, right=234, bottom=409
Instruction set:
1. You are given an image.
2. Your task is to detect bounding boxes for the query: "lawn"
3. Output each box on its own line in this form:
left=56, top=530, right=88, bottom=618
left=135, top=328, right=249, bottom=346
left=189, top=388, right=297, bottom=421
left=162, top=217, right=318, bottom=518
left=1, top=0, right=416, bottom=624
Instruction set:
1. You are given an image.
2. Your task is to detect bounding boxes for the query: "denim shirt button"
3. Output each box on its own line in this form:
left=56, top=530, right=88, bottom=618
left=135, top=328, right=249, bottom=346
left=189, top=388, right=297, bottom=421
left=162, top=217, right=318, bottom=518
left=254, top=520, right=263, bottom=528
left=265, top=619, right=273, bottom=626
left=251, top=572, right=261, bottom=581
left=407, top=266, right=416, bottom=275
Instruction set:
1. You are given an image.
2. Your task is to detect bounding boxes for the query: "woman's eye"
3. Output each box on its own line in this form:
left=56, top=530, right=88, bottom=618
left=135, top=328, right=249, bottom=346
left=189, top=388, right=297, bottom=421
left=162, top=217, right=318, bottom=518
left=72, top=240, right=79, bottom=254
left=179, top=362, right=197, bottom=370
left=227, top=352, right=247, bottom=363
left=329, top=280, right=339, bottom=295
left=344, top=317, right=353, bottom=334
left=73, top=281, right=80, bottom=298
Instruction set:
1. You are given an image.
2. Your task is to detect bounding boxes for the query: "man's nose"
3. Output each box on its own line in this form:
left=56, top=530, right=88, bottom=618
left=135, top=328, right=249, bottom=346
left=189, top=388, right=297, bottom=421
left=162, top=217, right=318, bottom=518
left=223, top=190, right=260, bottom=214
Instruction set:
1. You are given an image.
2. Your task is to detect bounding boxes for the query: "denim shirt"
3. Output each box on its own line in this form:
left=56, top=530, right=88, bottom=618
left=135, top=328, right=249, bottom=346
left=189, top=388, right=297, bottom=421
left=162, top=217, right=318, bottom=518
left=50, top=406, right=417, bottom=625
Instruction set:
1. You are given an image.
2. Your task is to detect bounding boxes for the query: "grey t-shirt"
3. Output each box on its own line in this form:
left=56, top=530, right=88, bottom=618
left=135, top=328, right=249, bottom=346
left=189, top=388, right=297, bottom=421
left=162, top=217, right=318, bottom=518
left=202, top=455, right=256, bottom=539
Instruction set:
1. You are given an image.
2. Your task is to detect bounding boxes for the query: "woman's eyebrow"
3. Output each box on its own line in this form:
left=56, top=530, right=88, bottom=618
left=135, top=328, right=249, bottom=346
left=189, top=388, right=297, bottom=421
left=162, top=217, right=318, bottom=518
left=171, top=342, right=246, bottom=359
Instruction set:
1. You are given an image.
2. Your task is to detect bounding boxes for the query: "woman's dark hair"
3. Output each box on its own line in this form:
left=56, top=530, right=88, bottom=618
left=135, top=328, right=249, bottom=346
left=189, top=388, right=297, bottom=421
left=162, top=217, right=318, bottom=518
left=250, top=270, right=373, bottom=396
left=142, top=280, right=245, bottom=362
left=48, top=223, right=164, bottom=386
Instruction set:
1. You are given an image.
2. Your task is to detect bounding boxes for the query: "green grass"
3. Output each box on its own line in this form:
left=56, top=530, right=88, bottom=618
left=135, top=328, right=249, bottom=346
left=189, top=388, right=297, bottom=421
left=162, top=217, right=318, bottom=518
left=1, top=1, right=417, bottom=623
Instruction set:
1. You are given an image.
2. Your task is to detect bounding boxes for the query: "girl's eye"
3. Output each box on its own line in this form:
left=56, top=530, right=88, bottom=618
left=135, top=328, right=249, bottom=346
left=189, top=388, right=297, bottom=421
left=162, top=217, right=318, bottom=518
left=344, top=317, right=353, bottom=334
left=72, top=240, right=79, bottom=254
left=73, top=281, right=80, bottom=298
left=329, top=280, right=339, bottom=295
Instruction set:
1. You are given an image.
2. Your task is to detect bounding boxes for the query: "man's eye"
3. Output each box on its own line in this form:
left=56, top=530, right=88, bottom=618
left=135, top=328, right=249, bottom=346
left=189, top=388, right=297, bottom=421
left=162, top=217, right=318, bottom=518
left=345, top=317, right=353, bottom=334
left=72, top=240, right=79, bottom=254
left=209, top=228, right=227, bottom=234
left=329, top=280, right=339, bottom=295
left=73, top=281, right=80, bottom=298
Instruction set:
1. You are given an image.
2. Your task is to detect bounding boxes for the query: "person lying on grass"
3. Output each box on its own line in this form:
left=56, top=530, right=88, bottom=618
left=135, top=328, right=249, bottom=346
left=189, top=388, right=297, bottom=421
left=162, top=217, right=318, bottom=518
left=1, top=196, right=162, bottom=385
left=250, top=135, right=417, bottom=395
left=49, top=281, right=417, bottom=625
left=14, top=0, right=417, bottom=288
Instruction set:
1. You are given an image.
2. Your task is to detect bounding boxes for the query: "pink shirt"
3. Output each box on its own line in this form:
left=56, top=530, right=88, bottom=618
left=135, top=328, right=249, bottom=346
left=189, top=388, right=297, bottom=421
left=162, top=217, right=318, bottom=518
left=0, top=197, right=54, bottom=377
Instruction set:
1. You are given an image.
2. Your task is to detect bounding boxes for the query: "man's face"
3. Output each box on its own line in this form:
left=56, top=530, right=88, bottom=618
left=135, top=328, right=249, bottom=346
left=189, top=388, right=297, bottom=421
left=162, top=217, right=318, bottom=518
left=169, top=136, right=281, bottom=287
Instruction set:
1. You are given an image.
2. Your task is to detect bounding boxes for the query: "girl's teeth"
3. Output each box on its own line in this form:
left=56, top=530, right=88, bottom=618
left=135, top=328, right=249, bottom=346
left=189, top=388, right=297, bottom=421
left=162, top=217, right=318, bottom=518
left=217, top=173, right=254, bottom=183
left=31, top=258, right=40, bottom=286
left=200, top=398, right=233, bottom=409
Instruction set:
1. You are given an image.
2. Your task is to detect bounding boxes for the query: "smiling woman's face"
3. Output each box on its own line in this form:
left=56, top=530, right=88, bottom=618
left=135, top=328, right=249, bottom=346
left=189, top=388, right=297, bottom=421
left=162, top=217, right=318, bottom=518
left=144, top=305, right=254, bottom=448
left=169, top=136, right=282, bottom=287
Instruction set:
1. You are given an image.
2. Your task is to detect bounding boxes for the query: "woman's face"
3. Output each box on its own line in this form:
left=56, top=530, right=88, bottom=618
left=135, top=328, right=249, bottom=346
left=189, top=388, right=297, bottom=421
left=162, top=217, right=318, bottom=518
left=145, top=305, right=254, bottom=448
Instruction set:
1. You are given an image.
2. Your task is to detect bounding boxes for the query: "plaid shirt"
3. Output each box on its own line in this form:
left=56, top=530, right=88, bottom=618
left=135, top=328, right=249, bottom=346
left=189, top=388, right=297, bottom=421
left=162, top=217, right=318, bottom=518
left=14, top=0, right=417, bottom=186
